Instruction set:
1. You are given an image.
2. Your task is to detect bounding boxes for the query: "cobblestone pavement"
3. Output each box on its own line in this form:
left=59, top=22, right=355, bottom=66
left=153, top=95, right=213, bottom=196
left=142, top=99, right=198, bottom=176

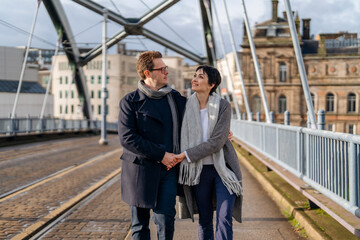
left=41, top=175, right=131, bottom=239
left=0, top=135, right=124, bottom=239
left=0, top=135, right=119, bottom=195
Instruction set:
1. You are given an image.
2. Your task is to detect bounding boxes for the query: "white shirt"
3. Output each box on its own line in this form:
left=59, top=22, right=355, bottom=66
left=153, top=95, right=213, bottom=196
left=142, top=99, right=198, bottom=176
left=185, top=108, right=214, bottom=165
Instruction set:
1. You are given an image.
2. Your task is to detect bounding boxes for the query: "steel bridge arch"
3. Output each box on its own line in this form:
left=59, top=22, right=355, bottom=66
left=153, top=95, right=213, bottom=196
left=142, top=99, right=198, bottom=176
left=42, top=0, right=216, bottom=120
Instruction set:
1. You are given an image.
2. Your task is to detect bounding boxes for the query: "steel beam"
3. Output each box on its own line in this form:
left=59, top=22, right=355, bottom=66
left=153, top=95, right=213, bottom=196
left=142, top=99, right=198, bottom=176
left=42, top=0, right=93, bottom=121
left=71, top=0, right=207, bottom=65
left=199, top=0, right=216, bottom=65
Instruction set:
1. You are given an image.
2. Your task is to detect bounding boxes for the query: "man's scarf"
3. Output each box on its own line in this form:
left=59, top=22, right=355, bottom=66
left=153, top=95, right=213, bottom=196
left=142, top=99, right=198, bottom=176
left=178, top=92, right=242, bottom=196
left=138, top=80, right=180, bottom=154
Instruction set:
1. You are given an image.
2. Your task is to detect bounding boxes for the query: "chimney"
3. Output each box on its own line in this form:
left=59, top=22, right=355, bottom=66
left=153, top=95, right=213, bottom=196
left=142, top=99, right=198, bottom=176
left=302, top=18, right=311, bottom=40
left=282, top=11, right=287, bottom=20
left=272, top=0, right=279, bottom=22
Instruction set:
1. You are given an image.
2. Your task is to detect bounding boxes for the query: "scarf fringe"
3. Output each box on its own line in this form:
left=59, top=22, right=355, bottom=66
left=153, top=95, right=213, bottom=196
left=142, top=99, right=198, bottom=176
left=178, top=161, right=202, bottom=186
left=219, top=173, right=243, bottom=196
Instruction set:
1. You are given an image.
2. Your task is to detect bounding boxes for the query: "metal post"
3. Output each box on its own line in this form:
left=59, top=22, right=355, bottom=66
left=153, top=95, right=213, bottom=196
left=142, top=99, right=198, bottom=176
left=270, top=111, right=275, bottom=123
left=212, top=1, right=240, bottom=119
left=284, top=0, right=317, bottom=129
left=317, top=109, right=325, bottom=130
left=11, top=1, right=41, bottom=119
left=40, top=37, right=61, bottom=119
left=348, top=142, right=358, bottom=213
left=256, top=112, right=260, bottom=122
left=26, top=114, right=31, bottom=133
left=99, top=9, right=108, bottom=145
left=284, top=110, right=290, bottom=125
left=202, top=0, right=217, bottom=67
left=307, top=111, right=311, bottom=128
left=220, top=0, right=251, bottom=120
left=240, top=0, right=271, bottom=123
left=249, top=112, right=253, bottom=121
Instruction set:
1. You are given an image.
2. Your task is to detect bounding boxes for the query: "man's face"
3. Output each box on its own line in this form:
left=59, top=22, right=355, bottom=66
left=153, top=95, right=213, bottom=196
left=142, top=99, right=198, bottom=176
left=148, top=58, right=169, bottom=89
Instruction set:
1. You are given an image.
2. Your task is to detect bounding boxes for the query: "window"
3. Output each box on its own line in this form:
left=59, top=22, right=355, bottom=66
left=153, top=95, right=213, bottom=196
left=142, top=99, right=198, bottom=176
left=59, top=91, right=62, bottom=99
left=98, top=90, right=101, bottom=99
left=65, top=105, right=68, bottom=114
left=98, top=75, right=101, bottom=84
left=65, top=76, right=68, bottom=84
left=106, top=105, right=109, bottom=115
left=98, top=105, right=101, bottom=115
left=71, top=90, right=74, bottom=99
left=279, top=62, right=287, bottom=82
left=65, top=90, right=68, bottom=98
left=348, top=124, right=355, bottom=134
left=106, top=76, right=109, bottom=84
left=311, top=93, right=315, bottom=109
left=60, top=105, right=62, bottom=114
left=91, top=90, right=94, bottom=99
left=71, top=105, right=74, bottom=114
left=60, top=77, right=62, bottom=84
left=108, top=60, right=111, bottom=70
left=326, top=93, right=334, bottom=112
left=279, top=95, right=287, bottom=113
left=253, top=95, right=261, bottom=113
left=91, top=76, right=94, bottom=84
left=328, top=124, right=334, bottom=132
left=347, top=93, right=356, bottom=112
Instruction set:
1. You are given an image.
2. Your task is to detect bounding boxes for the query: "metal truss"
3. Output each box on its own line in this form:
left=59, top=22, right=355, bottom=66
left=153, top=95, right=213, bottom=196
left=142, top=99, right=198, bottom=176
left=42, top=0, right=214, bottom=119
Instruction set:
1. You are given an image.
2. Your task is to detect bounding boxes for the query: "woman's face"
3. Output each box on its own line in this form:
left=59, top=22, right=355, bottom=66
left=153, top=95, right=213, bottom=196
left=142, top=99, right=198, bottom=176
left=192, top=69, right=214, bottom=94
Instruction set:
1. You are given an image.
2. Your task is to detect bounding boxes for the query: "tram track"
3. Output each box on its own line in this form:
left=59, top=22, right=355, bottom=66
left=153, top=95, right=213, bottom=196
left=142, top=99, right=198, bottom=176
left=0, top=148, right=122, bottom=203
left=10, top=167, right=122, bottom=240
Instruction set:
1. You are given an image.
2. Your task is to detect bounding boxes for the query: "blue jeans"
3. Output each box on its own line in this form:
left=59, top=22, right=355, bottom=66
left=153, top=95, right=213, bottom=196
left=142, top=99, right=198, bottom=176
left=130, top=167, right=177, bottom=240
left=194, top=165, right=236, bottom=240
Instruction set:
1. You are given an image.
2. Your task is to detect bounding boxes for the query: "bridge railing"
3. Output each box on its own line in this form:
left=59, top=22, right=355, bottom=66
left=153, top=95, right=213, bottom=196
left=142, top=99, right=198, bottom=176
left=0, top=117, right=118, bottom=135
left=231, top=119, right=360, bottom=218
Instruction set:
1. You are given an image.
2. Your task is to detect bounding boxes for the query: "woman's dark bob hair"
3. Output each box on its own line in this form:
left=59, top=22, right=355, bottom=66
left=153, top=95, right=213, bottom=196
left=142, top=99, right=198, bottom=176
left=196, top=65, right=221, bottom=95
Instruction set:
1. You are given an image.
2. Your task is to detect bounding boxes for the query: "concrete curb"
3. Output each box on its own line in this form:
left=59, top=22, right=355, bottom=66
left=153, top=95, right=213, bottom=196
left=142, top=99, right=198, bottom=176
left=234, top=144, right=332, bottom=240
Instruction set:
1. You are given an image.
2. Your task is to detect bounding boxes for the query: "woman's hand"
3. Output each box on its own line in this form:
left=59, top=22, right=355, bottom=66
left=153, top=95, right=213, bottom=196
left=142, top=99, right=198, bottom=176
left=228, top=131, right=233, bottom=141
left=167, top=152, right=186, bottom=170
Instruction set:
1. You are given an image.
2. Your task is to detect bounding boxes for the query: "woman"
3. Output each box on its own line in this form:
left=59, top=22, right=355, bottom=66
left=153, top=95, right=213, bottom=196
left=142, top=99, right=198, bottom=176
left=175, top=65, right=243, bottom=240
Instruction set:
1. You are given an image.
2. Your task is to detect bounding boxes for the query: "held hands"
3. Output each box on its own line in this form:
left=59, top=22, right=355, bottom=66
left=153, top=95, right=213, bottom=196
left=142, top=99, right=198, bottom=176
left=161, top=152, right=186, bottom=170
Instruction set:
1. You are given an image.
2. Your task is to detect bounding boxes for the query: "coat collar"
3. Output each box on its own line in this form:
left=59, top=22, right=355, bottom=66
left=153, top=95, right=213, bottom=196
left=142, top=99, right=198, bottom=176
left=134, top=89, right=164, bottom=123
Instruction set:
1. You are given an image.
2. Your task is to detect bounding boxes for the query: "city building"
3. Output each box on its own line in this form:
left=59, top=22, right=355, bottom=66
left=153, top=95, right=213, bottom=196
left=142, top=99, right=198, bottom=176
left=239, top=0, right=360, bottom=134
left=52, top=44, right=185, bottom=122
left=0, top=46, right=53, bottom=118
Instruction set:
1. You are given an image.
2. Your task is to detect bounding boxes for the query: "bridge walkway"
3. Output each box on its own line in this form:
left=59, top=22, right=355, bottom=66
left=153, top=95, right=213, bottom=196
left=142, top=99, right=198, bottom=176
left=0, top=134, right=357, bottom=239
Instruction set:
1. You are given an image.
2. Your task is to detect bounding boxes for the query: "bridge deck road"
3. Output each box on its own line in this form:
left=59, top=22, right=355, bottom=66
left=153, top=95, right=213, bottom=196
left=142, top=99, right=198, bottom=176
left=0, top=135, right=305, bottom=239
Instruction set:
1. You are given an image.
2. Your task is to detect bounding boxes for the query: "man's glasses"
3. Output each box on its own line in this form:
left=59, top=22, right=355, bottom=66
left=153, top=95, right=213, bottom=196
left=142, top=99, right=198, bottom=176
left=150, top=66, right=168, bottom=74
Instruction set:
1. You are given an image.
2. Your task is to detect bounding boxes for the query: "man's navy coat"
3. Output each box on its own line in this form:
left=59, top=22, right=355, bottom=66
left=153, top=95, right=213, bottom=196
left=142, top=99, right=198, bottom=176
left=118, top=88, right=186, bottom=208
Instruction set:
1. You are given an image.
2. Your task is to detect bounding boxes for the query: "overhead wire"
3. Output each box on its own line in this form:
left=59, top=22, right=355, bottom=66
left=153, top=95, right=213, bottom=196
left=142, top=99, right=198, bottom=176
left=109, top=0, right=148, bottom=50
left=138, top=0, right=202, bottom=55
left=0, top=19, right=56, bottom=47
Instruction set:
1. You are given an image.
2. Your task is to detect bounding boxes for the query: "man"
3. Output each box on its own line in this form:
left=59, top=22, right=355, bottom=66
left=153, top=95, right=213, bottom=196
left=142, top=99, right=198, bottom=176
left=118, top=51, right=186, bottom=240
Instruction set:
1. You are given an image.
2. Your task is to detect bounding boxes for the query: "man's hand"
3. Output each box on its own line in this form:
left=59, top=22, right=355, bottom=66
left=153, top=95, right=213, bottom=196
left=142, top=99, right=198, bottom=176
left=161, top=152, right=176, bottom=169
left=228, top=131, right=233, bottom=141
left=166, top=152, right=185, bottom=170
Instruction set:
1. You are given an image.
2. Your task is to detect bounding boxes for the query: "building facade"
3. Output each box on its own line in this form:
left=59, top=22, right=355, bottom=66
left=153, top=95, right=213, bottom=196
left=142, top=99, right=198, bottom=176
left=0, top=46, right=53, bottom=118
left=239, top=0, right=360, bottom=134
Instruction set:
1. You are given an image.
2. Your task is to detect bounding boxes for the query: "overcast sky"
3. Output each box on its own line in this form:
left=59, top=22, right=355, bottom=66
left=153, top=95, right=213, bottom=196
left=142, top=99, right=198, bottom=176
left=1, top=0, right=360, bottom=64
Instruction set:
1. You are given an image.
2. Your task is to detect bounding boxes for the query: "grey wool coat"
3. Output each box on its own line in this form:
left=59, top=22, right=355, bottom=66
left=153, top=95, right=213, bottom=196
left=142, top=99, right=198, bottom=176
left=178, top=99, right=243, bottom=223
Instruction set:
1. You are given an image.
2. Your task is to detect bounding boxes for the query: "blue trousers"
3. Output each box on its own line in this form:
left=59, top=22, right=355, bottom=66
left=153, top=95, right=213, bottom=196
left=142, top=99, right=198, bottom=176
left=194, top=165, right=236, bottom=240
left=130, top=167, right=177, bottom=240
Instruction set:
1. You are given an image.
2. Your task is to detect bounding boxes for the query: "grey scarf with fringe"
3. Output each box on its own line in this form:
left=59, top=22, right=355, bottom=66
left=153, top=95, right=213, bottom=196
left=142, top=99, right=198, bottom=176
left=178, top=92, right=242, bottom=196
left=138, top=80, right=180, bottom=154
